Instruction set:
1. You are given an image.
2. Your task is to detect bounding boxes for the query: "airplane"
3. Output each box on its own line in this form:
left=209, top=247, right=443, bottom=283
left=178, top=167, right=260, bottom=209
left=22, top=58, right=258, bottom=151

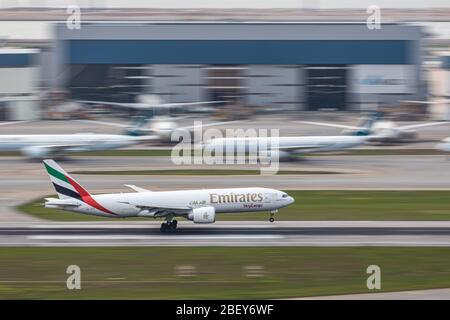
left=297, top=112, right=450, bottom=144
left=0, top=117, right=158, bottom=159
left=203, top=135, right=370, bottom=161
left=42, top=159, right=295, bottom=232
left=79, top=94, right=224, bottom=113
left=201, top=116, right=379, bottom=161
left=79, top=95, right=229, bottom=142
left=80, top=116, right=240, bottom=143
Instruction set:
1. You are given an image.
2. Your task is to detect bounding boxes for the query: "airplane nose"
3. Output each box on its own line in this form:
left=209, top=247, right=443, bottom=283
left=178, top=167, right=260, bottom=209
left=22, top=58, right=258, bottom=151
left=436, top=143, right=448, bottom=152
left=288, top=196, right=295, bottom=204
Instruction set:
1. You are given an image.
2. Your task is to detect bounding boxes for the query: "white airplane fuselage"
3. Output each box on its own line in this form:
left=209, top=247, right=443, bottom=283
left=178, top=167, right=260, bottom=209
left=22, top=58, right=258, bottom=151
left=205, top=135, right=367, bottom=158
left=0, top=134, right=136, bottom=150
left=46, top=187, right=294, bottom=218
left=0, top=133, right=142, bottom=157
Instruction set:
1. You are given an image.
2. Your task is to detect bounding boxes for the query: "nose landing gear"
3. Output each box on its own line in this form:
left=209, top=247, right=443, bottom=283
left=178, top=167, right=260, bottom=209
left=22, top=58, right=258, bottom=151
left=269, top=210, right=277, bottom=223
left=160, top=219, right=178, bottom=232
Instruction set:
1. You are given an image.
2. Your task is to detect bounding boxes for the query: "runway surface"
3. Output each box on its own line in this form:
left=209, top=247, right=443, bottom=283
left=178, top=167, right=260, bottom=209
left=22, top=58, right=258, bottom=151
left=2, top=221, right=450, bottom=247
left=300, top=288, right=450, bottom=300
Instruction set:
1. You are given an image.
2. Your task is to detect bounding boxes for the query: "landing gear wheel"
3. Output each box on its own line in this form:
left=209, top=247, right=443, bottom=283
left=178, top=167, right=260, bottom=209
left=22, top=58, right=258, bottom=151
left=269, top=210, right=277, bottom=223
left=160, top=220, right=178, bottom=232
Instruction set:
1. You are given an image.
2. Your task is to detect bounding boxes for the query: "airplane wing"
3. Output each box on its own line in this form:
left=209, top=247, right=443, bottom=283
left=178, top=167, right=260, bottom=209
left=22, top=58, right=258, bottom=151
left=45, top=198, right=80, bottom=207
left=296, top=121, right=365, bottom=130
left=397, top=122, right=450, bottom=130
left=75, top=119, right=130, bottom=128
left=178, top=120, right=243, bottom=131
left=117, top=200, right=190, bottom=216
left=78, top=100, right=149, bottom=110
left=124, top=184, right=151, bottom=193
left=158, top=101, right=225, bottom=108
left=79, top=100, right=224, bottom=111
left=0, top=120, right=29, bottom=126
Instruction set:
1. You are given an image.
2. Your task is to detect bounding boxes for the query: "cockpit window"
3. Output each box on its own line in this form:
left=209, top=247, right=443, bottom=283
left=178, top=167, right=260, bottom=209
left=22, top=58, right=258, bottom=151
left=282, top=194, right=288, bottom=198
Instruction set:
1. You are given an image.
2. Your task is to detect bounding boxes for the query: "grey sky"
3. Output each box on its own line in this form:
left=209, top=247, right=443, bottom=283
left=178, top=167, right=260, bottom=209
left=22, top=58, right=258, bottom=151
left=1, top=0, right=450, bottom=9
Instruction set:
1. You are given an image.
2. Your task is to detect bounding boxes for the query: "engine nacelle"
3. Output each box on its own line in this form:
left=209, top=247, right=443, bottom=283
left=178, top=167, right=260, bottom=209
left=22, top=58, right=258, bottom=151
left=21, top=146, right=51, bottom=159
left=187, top=207, right=216, bottom=224
left=258, top=150, right=292, bottom=162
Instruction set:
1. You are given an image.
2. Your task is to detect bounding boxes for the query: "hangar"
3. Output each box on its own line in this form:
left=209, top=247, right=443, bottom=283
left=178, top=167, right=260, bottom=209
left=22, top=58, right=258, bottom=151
left=0, top=48, right=40, bottom=120
left=52, top=22, right=423, bottom=111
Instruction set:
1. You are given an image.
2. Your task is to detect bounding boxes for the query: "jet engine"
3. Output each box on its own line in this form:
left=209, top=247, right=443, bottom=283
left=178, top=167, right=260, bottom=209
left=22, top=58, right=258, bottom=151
left=187, top=207, right=216, bottom=224
left=258, top=150, right=293, bottom=162
left=21, top=146, right=52, bottom=159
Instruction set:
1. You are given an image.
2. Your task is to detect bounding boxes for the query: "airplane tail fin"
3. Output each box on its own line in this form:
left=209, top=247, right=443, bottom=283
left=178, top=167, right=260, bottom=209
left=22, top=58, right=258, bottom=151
left=123, top=114, right=152, bottom=136
left=352, top=111, right=384, bottom=136
left=43, top=159, right=91, bottom=200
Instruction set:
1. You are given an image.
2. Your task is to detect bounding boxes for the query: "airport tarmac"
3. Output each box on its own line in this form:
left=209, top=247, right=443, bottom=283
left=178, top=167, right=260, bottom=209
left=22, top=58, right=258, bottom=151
left=300, top=288, right=450, bottom=300
left=0, top=153, right=449, bottom=223
left=0, top=155, right=449, bottom=196
left=1, top=116, right=448, bottom=147
left=1, top=221, right=450, bottom=247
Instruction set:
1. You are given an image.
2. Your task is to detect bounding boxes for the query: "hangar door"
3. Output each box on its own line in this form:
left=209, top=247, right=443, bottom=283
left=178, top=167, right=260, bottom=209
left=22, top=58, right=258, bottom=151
left=305, top=66, right=348, bottom=111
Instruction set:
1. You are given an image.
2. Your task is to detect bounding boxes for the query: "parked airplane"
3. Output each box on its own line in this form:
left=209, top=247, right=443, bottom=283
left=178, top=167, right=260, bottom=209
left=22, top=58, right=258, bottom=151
left=79, top=95, right=229, bottom=142
left=0, top=118, right=158, bottom=159
left=43, top=159, right=294, bottom=232
left=201, top=116, right=378, bottom=161
left=203, top=135, right=370, bottom=161
left=298, top=112, right=450, bottom=143
left=82, top=116, right=241, bottom=143
left=79, top=94, right=223, bottom=114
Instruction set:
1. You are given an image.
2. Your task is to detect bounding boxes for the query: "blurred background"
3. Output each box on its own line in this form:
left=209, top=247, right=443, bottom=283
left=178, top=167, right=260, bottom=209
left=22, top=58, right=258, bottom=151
left=0, top=0, right=448, bottom=122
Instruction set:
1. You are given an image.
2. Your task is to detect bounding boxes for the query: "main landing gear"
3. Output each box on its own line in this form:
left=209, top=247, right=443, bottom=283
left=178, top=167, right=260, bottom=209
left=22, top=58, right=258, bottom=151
left=269, top=210, right=277, bottom=223
left=160, top=219, right=178, bottom=232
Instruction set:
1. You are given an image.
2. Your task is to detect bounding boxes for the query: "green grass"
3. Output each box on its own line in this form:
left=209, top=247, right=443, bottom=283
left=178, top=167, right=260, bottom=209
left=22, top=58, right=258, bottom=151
left=1, top=247, right=450, bottom=299
left=17, top=190, right=450, bottom=221
left=70, top=169, right=338, bottom=175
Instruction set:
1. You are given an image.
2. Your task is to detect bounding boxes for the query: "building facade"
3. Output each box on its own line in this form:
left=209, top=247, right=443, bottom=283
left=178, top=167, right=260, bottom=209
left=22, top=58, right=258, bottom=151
left=429, top=53, right=450, bottom=120
left=52, top=22, right=423, bottom=111
left=0, top=48, right=40, bottom=120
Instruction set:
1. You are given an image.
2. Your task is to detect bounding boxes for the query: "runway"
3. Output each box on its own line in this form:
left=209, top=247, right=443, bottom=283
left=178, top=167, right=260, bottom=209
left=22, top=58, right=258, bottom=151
left=3, top=221, right=450, bottom=247
left=299, top=288, right=450, bottom=300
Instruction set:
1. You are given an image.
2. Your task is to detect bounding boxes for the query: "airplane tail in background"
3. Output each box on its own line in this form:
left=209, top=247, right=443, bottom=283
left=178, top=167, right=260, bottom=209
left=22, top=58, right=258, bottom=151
left=123, top=115, right=152, bottom=136
left=351, top=111, right=384, bottom=136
